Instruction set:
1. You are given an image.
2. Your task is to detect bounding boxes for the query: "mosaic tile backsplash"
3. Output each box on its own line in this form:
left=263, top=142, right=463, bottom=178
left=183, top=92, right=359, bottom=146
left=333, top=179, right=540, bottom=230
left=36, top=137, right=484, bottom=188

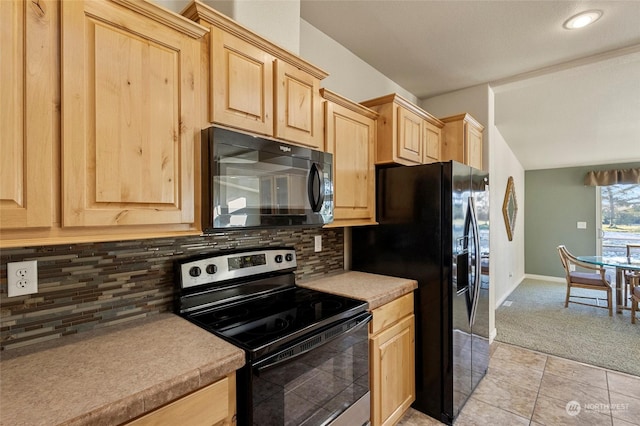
left=0, top=228, right=344, bottom=351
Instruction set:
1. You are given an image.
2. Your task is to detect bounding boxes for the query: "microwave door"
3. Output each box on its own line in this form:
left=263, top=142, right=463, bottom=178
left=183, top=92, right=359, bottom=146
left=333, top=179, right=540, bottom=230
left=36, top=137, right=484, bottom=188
left=205, top=126, right=333, bottom=229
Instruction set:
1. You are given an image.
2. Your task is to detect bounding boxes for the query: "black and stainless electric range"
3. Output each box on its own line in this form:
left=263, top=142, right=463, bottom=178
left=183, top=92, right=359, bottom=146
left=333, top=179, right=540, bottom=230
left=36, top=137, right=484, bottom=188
left=176, top=248, right=372, bottom=426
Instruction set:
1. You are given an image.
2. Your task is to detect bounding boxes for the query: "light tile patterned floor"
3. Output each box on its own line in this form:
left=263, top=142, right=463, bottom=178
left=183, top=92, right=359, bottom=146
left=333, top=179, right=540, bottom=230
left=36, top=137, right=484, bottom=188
left=398, top=342, right=640, bottom=426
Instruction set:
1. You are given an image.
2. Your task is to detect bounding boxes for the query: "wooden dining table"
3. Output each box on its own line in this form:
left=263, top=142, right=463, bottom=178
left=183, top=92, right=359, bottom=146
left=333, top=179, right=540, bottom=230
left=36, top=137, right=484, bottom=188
left=577, top=255, right=640, bottom=313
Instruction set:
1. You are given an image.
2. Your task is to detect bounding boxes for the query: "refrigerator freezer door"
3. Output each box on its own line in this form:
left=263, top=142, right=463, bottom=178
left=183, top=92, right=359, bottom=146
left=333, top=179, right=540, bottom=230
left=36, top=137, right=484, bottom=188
left=470, top=169, right=490, bottom=392
left=450, top=161, right=473, bottom=421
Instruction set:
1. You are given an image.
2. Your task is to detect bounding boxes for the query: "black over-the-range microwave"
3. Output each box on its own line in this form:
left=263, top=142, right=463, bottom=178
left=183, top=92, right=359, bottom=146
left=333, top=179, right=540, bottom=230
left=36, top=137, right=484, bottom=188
left=201, top=127, right=334, bottom=232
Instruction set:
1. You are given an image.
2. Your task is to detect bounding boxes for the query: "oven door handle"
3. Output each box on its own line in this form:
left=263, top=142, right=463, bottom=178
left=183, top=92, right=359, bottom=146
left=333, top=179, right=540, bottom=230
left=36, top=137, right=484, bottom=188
left=253, top=311, right=372, bottom=374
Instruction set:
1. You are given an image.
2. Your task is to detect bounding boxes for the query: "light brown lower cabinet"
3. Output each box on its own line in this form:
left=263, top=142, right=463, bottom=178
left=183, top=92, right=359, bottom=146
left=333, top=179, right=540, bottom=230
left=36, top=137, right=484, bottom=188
left=124, top=373, right=235, bottom=426
left=369, top=293, right=416, bottom=426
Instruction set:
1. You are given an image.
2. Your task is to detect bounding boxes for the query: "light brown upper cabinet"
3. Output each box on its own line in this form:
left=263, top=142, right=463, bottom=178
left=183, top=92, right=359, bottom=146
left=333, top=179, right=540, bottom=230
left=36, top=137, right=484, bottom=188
left=424, top=121, right=442, bottom=164
left=182, top=2, right=328, bottom=150
left=396, top=107, right=424, bottom=165
left=61, top=0, right=207, bottom=228
left=209, top=24, right=274, bottom=135
left=1, top=0, right=56, bottom=230
left=440, top=113, right=485, bottom=171
left=274, top=60, right=324, bottom=149
left=361, top=94, right=443, bottom=166
left=321, top=89, right=378, bottom=227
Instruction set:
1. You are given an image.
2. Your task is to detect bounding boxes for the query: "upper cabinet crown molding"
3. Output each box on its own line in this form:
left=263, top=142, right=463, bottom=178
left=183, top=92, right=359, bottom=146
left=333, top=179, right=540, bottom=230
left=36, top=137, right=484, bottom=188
left=321, top=88, right=379, bottom=120
left=440, top=113, right=485, bottom=132
left=361, top=93, right=444, bottom=166
left=360, top=93, right=443, bottom=127
left=182, top=1, right=328, bottom=80
left=185, top=0, right=326, bottom=149
left=111, top=0, right=209, bottom=38
left=439, top=113, right=485, bottom=171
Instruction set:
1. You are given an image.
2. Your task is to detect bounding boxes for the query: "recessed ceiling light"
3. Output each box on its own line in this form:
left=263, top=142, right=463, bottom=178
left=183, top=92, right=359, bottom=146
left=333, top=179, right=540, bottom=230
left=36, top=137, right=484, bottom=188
left=563, top=10, right=603, bottom=30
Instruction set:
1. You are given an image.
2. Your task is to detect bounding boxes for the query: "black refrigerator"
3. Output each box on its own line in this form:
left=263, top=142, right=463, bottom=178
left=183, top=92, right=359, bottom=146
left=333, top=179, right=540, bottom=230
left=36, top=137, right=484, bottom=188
left=351, top=161, right=489, bottom=425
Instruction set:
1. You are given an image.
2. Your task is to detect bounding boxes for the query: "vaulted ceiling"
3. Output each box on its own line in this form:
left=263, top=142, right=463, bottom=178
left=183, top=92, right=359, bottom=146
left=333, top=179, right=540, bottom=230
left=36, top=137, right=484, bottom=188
left=300, top=0, right=640, bottom=170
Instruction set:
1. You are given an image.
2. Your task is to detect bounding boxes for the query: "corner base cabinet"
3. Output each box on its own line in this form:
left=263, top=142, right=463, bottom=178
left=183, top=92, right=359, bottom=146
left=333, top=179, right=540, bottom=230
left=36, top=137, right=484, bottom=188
left=369, top=292, right=416, bottom=426
left=124, top=373, right=236, bottom=426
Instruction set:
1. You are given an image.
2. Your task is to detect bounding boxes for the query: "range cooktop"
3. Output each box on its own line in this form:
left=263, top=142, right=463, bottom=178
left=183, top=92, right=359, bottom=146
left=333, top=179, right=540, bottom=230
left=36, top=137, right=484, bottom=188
left=188, top=286, right=367, bottom=357
left=175, top=248, right=368, bottom=360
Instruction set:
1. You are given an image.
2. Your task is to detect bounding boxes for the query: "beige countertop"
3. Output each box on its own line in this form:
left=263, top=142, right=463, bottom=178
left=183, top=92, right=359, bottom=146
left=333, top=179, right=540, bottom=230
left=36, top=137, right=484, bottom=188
left=298, top=270, right=417, bottom=310
left=0, top=271, right=414, bottom=426
left=0, top=313, right=245, bottom=426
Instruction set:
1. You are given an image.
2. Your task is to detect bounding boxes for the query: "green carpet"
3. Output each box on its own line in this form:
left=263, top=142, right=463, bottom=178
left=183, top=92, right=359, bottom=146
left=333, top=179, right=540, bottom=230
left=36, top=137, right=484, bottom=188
left=495, top=278, right=640, bottom=377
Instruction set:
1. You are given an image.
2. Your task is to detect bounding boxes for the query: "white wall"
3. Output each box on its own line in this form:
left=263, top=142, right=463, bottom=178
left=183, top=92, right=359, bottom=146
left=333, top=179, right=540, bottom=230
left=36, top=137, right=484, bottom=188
left=489, top=119, right=526, bottom=307
left=154, top=1, right=409, bottom=100
left=215, top=0, right=301, bottom=54
left=421, top=85, right=526, bottom=340
left=299, top=20, right=416, bottom=104
left=420, top=85, right=490, bottom=172
left=153, top=0, right=300, bottom=54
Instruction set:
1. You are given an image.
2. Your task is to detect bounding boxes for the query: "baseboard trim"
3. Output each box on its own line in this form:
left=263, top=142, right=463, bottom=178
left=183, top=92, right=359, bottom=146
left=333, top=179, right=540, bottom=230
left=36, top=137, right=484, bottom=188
left=496, top=277, right=524, bottom=307
left=525, top=273, right=565, bottom=283
left=496, top=274, right=565, bottom=307
left=489, top=328, right=497, bottom=343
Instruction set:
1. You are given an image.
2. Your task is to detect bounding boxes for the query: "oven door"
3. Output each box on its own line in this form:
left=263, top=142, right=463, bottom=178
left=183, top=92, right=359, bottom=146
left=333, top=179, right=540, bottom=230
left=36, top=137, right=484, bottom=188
left=202, top=127, right=333, bottom=230
left=240, top=311, right=371, bottom=426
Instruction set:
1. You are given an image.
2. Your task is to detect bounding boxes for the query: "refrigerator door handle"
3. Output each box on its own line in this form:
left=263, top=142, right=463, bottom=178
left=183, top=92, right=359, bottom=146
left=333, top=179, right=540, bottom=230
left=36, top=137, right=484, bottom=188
left=468, top=197, right=482, bottom=327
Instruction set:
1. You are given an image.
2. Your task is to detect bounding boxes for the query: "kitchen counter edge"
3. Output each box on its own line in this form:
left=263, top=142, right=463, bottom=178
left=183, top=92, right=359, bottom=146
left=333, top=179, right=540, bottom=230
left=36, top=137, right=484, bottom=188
left=297, top=270, right=418, bottom=310
left=0, top=313, right=245, bottom=426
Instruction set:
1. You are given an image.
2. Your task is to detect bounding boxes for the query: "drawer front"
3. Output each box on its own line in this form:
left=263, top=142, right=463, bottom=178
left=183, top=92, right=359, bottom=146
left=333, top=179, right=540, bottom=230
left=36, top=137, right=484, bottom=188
left=126, top=376, right=231, bottom=426
left=370, top=292, right=414, bottom=335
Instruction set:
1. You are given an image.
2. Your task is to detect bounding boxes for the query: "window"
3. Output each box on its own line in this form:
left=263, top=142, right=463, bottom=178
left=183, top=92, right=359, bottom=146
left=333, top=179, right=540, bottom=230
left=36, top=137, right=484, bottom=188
left=600, top=184, right=640, bottom=256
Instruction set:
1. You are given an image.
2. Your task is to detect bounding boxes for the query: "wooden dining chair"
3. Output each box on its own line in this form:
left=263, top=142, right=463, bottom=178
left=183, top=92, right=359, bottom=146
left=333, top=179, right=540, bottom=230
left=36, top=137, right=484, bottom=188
left=557, top=245, right=613, bottom=316
left=623, top=244, right=640, bottom=309
left=631, top=276, right=639, bottom=324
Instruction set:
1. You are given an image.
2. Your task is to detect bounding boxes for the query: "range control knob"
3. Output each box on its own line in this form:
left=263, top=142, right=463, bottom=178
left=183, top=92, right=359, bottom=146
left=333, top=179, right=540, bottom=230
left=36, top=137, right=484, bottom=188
left=285, top=253, right=294, bottom=262
left=206, top=264, right=217, bottom=275
left=275, top=255, right=283, bottom=263
left=189, top=266, right=201, bottom=277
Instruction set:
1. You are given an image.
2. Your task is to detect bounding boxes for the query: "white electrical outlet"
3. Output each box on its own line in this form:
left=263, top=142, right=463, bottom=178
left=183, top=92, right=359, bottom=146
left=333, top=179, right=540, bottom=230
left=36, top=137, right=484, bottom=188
left=314, top=235, right=322, bottom=252
left=7, top=260, right=38, bottom=297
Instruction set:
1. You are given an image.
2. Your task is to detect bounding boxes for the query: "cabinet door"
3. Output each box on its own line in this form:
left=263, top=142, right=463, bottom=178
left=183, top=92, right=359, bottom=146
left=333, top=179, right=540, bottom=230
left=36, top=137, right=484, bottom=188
left=371, top=314, right=415, bottom=426
left=61, top=0, right=198, bottom=227
left=396, top=107, right=423, bottom=165
left=423, top=121, right=441, bottom=164
left=0, top=0, right=55, bottom=229
left=275, top=60, right=323, bottom=149
left=325, top=101, right=375, bottom=226
left=210, top=26, right=274, bottom=136
left=466, top=123, right=483, bottom=170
